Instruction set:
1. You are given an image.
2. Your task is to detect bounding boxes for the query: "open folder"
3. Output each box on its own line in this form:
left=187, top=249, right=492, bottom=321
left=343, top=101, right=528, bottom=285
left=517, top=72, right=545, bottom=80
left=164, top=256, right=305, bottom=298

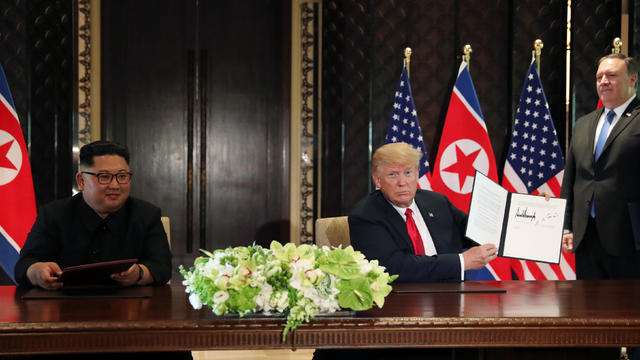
left=465, top=171, right=565, bottom=264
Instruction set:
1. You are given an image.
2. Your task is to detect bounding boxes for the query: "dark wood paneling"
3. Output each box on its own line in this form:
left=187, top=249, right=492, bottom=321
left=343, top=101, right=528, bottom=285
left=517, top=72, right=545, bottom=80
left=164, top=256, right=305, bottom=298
left=199, top=0, right=290, bottom=248
left=102, top=0, right=194, bottom=275
left=571, top=0, right=621, bottom=122
left=101, top=0, right=290, bottom=279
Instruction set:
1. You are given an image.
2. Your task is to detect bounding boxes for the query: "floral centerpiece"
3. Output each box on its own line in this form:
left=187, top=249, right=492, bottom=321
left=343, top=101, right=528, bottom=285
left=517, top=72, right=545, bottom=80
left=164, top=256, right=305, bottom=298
left=179, top=241, right=397, bottom=340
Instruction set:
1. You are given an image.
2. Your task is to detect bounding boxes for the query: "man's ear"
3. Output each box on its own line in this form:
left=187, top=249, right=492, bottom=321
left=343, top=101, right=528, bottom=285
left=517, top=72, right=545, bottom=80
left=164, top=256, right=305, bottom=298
left=372, top=173, right=381, bottom=189
left=630, top=73, right=638, bottom=90
left=76, top=172, right=85, bottom=191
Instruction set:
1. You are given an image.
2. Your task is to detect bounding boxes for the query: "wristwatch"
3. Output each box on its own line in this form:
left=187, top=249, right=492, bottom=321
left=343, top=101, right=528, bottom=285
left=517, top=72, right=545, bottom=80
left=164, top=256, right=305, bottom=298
left=136, top=264, right=144, bottom=282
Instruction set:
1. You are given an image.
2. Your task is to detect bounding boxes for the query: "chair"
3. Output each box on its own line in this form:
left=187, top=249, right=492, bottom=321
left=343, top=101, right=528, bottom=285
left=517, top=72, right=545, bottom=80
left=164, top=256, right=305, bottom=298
left=315, top=216, right=350, bottom=248
left=161, top=216, right=171, bottom=249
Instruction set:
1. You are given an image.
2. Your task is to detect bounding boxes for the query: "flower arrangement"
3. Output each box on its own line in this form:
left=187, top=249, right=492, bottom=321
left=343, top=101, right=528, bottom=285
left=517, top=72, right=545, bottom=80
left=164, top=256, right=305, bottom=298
left=179, top=241, right=397, bottom=340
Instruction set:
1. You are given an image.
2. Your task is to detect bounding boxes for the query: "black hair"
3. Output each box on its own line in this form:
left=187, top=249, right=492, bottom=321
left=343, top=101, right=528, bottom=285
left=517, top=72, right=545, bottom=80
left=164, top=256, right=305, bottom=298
left=79, top=141, right=130, bottom=168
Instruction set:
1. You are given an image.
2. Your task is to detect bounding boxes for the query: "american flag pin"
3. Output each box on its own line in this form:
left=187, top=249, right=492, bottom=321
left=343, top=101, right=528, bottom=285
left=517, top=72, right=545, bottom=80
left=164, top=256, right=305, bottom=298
left=428, top=212, right=434, bottom=218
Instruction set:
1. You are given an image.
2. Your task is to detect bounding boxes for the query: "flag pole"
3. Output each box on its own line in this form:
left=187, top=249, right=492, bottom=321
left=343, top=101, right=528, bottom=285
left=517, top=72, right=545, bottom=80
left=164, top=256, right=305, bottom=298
left=463, top=44, right=472, bottom=71
left=612, top=37, right=622, bottom=53
left=404, top=47, right=412, bottom=77
left=534, top=39, right=543, bottom=75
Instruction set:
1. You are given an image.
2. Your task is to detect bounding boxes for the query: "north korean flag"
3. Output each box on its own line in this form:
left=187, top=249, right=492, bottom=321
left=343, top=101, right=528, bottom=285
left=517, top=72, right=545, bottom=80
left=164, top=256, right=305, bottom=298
left=430, top=60, right=511, bottom=281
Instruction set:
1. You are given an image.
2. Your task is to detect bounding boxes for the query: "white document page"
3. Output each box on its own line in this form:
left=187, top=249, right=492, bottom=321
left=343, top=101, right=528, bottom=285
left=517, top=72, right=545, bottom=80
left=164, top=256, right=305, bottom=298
left=465, top=172, right=508, bottom=246
left=501, top=193, right=566, bottom=263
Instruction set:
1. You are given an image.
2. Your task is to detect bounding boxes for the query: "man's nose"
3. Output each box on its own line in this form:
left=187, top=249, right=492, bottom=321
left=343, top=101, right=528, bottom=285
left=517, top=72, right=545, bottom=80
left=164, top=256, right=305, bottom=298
left=107, top=177, right=120, bottom=187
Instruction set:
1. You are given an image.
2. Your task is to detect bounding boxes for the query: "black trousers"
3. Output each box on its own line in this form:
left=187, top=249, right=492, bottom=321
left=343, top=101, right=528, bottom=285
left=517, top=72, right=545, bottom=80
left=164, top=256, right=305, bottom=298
left=576, top=217, right=640, bottom=280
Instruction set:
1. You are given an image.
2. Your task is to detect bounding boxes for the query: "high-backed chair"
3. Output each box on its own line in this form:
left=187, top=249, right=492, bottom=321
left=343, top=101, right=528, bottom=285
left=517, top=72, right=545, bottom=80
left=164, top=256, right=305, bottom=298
left=315, top=216, right=350, bottom=248
left=161, top=216, right=171, bottom=249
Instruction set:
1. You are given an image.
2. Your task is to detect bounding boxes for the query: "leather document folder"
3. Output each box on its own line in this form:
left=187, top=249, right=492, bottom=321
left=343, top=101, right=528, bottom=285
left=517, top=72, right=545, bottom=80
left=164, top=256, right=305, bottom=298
left=59, top=258, right=138, bottom=286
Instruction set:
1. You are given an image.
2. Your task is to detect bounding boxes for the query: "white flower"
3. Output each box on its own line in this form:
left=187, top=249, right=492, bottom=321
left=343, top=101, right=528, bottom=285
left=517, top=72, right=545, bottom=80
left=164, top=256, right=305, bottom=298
left=270, top=290, right=289, bottom=312
left=357, top=259, right=373, bottom=274
left=189, top=293, right=203, bottom=310
left=254, top=283, right=274, bottom=312
left=213, top=290, right=229, bottom=304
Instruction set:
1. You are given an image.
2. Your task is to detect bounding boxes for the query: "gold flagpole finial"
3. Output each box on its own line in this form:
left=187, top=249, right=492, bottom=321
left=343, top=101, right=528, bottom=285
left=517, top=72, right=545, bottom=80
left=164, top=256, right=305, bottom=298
left=534, top=39, right=543, bottom=74
left=404, top=47, right=412, bottom=77
left=463, top=44, right=472, bottom=71
left=612, top=37, right=622, bottom=54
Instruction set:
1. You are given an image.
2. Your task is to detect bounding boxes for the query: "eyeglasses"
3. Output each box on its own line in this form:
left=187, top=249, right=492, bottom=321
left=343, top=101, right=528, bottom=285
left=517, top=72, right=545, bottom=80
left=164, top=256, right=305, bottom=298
left=82, top=171, right=132, bottom=185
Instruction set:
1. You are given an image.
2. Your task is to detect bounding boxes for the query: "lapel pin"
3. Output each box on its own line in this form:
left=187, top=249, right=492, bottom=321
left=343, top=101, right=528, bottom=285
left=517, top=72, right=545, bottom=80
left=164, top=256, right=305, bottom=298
left=428, top=212, right=434, bottom=218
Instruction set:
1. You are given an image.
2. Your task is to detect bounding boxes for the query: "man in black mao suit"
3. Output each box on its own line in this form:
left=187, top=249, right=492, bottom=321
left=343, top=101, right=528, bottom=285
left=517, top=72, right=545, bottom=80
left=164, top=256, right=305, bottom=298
left=561, top=53, right=640, bottom=280
left=349, top=142, right=497, bottom=282
left=14, top=141, right=191, bottom=360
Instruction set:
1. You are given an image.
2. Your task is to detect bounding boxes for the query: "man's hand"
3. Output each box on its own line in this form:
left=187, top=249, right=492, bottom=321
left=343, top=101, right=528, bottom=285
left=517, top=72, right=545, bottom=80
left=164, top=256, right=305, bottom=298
left=462, top=243, right=498, bottom=270
left=26, top=262, right=63, bottom=290
left=562, top=232, right=573, bottom=253
left=110, top=264, right=141, bottom=287
left=540, top=191, right=551, bottom=201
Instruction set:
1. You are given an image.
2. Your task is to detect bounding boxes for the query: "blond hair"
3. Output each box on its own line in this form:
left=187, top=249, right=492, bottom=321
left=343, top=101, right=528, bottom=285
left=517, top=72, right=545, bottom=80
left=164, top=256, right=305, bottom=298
left=372, top=142, right=422, bottom=176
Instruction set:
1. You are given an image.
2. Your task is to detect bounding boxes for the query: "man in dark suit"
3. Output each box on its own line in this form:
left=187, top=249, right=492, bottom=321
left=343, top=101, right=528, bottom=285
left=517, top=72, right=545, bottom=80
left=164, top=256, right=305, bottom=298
left=561, top=53, right=640, bottom=280
left=349, top=142, right=497, bottom=282
left=15, top=141, right=172, bottom=289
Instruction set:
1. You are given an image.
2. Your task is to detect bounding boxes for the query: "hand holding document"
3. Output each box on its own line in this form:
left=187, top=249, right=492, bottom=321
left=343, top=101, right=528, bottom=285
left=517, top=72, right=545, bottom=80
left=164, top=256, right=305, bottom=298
left=465, top=172, right=566, bottom=264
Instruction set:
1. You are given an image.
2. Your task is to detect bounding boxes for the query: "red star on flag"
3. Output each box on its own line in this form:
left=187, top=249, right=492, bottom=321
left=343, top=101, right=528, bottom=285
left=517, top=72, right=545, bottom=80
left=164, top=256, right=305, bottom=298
left=442, top=145, right=481, bottom=191
left=0, top=139, right=16, bottom=170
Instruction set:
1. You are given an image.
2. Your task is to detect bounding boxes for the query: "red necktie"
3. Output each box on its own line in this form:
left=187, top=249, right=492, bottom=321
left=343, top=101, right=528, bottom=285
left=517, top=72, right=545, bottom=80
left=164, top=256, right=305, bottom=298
left=405, top=208, right=425, bottom=255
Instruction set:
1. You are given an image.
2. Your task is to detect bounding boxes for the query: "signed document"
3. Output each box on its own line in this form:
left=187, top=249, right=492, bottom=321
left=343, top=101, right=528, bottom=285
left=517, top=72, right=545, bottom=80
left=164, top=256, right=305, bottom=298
left=465, top=171, right=566, bottom=264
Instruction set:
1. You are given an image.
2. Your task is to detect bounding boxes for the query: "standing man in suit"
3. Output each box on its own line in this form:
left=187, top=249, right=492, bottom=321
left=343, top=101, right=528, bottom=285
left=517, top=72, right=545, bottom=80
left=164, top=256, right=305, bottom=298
left=349, top=142, right=497, bottom=282
left=561, top=53, right=640, bottom=280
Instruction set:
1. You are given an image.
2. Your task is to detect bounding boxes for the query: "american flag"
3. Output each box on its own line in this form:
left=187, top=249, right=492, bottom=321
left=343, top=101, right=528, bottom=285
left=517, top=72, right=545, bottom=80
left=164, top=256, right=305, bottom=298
left=502, top=60, right=576, bottom=280
left=0, top=62, right=37, bottom=283
left=384, top=65, right=431, bottom=189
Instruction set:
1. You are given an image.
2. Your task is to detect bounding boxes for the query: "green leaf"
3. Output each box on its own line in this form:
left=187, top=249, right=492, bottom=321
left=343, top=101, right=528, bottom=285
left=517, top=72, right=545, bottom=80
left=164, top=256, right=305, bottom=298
left=318, top=248, right=361, bottom=279
left=336, top=278, right=373, bottom=311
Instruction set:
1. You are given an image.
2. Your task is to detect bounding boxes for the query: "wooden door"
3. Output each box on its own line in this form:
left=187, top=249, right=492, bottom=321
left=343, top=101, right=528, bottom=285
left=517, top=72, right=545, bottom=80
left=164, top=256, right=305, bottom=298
left=101, top=0, right=290, bottom=280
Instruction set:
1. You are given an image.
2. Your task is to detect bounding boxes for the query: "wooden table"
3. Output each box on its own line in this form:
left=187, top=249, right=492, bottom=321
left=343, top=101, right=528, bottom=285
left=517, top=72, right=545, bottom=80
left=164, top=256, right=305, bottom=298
left=1, top=280, right=639, bottom=354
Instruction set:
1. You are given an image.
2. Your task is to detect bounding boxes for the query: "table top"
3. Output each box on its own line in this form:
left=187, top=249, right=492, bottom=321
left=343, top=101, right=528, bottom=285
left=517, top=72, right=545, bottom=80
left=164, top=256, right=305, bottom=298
left=1, top=280, right=639, bottom=354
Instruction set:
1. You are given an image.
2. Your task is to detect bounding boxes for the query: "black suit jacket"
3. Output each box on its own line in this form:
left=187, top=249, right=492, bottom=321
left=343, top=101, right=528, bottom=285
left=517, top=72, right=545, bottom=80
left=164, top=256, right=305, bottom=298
left=14, top=194, right=172, bottom=286
left=349, top=189, right=472, bottom=282
left=561, top=97, right=640, bottom=255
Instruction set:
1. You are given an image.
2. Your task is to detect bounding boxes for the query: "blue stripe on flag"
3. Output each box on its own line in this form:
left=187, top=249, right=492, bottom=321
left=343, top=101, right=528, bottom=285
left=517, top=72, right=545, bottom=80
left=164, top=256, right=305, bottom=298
left=0, top=231, right=19, bottom=284
left=0, top=65, right=16, bottom=109
left=465, top=267, right=496, bottom=281
left=455, top=64, right=484, bottom=119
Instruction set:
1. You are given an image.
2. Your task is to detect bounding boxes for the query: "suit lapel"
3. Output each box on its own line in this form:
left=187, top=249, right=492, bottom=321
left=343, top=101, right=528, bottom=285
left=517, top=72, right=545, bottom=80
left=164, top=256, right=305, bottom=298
left=415, top=193, right=441, bottom=252
left=588, top=108, right=604, bottom=167
left=375, top=191, right=415, bottom=251
left=599, top=98, right=640, bottom=158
